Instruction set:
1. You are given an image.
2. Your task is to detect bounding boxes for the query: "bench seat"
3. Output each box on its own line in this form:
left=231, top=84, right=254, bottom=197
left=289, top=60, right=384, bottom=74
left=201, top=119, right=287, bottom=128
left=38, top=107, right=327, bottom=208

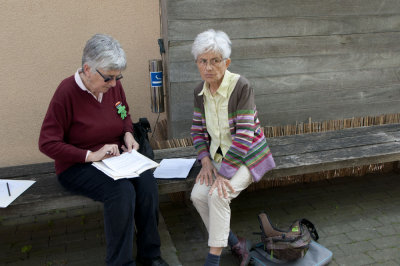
left=1, top=123, right=399, bottom=221
left=156, top=123, right=400, bottom=194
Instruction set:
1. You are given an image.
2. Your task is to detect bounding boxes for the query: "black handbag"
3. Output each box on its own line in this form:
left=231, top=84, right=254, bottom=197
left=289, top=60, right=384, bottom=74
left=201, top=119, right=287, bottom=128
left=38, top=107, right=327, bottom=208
left=132, top=118, right=154, bottom=160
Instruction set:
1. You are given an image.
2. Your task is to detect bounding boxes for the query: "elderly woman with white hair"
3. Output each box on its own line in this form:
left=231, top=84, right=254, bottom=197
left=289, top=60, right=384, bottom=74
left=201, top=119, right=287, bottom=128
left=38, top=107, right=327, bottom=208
left=39, top=34, right=168, bottom=266
left=190, top=29, right=276, bottom=266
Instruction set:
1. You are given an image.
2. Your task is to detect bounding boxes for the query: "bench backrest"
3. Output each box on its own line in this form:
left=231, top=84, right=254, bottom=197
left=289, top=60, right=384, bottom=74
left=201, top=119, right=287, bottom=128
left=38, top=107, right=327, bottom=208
left=160, top=0, right=400, bottom=138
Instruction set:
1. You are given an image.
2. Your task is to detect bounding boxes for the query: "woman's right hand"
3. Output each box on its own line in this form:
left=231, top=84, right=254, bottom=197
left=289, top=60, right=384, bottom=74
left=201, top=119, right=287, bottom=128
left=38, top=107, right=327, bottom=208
left=86, top=144, right=120, bottom=162
left=196, top=156, right=216, bottom=186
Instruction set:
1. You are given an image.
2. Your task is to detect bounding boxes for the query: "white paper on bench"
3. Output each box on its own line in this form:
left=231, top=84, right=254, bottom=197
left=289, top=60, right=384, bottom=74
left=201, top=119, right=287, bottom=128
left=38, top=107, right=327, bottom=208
left=153, top=158, right=196, bottom=179
left=0, top=179, right=36, bottom=208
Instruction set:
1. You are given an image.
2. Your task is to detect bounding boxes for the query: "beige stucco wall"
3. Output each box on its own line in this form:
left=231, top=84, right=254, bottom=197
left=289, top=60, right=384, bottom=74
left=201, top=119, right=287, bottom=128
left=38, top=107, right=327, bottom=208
left=0, top=0, right=165, bottom=167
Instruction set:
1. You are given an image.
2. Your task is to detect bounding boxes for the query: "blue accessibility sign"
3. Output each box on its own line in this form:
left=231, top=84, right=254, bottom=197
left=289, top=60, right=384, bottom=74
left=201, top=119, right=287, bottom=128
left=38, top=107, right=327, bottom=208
left=150, top=71, right=163, bottom=87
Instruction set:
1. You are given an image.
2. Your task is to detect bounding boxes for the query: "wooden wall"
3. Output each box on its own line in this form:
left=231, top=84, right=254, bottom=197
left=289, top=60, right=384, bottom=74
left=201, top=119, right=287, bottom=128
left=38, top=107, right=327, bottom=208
left=161, top=0, right=400, bottom=138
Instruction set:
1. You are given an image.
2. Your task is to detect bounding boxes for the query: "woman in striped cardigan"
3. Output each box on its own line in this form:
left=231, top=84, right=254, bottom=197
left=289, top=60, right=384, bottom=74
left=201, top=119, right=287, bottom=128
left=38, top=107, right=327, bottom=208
left=190, top=29, right=276, bottom=266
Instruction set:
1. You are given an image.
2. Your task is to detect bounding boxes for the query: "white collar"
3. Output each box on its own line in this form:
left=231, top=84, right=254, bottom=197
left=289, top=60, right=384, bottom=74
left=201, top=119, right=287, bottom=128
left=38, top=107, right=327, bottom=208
left=74, top=68, right=103, bottom=102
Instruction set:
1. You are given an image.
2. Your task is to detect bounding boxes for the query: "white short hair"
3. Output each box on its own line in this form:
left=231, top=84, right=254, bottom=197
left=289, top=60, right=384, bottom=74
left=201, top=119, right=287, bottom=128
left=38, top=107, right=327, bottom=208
left=82, top=34, right=127, bottom=72
left=191, top=29, right=232, bottom=60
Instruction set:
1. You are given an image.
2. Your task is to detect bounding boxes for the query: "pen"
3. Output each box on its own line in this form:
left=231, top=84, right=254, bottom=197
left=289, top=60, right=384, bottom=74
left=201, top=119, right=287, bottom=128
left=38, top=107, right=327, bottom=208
left=6, top=182, right=11, bottom=196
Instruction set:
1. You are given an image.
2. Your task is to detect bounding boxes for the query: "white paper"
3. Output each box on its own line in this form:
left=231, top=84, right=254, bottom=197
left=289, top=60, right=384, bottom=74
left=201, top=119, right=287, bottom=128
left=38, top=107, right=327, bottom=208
left=102, top=150, right=159, bottom=176
left=92, top=161, right=140, bottom=179
left=153, top=158, right=196, bottom=179
left=0, top=179, right=36, bottom=208
left=93, top=150, right=159, bottom=180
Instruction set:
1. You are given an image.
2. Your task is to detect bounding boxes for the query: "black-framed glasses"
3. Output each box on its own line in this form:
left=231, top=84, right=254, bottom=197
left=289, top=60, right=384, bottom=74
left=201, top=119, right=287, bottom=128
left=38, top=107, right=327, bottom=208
left=96, top=69, right=123, bottom=82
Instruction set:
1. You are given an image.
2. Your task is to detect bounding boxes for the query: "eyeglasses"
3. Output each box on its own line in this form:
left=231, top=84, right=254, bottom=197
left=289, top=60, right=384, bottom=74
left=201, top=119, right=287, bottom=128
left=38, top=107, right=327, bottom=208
left=96, top=69, right=123, bottom=82
left=196, top=58, right=226, bottom=67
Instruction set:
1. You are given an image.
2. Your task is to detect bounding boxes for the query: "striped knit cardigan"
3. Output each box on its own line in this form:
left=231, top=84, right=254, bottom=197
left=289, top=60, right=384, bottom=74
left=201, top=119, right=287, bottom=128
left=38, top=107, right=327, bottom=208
left=190, top=76, right=275, bottom=182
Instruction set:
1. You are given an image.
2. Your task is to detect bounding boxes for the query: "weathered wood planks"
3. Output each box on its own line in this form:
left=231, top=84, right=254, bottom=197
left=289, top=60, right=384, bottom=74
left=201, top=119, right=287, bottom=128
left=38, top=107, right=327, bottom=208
left=161, top=0, right=400, bottom=138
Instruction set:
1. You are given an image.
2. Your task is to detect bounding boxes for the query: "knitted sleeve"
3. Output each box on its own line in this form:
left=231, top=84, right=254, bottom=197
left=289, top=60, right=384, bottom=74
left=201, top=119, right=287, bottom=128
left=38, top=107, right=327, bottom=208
left=38, top=88, right=87, bottom=163
left=219, top=81, right=256, bottom=178
left=190, top=86, right=210, bottom=161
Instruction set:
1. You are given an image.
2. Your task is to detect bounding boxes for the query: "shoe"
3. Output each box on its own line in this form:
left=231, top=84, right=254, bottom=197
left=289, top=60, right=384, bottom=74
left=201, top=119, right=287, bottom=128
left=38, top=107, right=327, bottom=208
left=137, top=256, right=169, bottom=266
left=231, top=237, right=252, bottom=266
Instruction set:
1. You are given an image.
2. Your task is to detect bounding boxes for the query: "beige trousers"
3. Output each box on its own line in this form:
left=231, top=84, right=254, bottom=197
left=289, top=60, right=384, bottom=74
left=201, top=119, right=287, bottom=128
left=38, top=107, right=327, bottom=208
left=190, top=161, right=253, bottom=247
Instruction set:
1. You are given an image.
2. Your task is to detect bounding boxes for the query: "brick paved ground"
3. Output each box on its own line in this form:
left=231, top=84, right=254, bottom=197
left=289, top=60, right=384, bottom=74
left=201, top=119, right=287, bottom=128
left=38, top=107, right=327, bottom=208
left=1, top=171, right=400, bottom=265
left=161, top=172, right=400, bottom=266
left=0, top=204, right=179, bottom=266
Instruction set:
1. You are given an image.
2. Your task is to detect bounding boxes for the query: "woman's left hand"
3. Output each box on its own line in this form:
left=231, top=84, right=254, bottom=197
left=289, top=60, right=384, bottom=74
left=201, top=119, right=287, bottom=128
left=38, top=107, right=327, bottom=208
left=209, top=173, right=235, bottom=199
left=122, top=132, right=139, bottom=152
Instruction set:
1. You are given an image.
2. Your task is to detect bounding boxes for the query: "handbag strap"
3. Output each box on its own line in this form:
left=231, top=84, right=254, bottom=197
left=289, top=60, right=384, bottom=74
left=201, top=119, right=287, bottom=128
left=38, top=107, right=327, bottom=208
left=300, top=219, right=319, bottom=241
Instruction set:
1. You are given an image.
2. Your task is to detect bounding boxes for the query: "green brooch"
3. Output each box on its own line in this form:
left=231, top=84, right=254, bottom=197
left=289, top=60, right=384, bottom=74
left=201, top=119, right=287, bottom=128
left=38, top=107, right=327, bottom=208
left=115, top=101, right=127, bottom=120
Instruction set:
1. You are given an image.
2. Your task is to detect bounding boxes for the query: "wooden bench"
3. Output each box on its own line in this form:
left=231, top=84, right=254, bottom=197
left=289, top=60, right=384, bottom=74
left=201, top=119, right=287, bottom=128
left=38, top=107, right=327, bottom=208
left=1, top=123, right=400, bottom=223
left=156, top=123, right=400, bottom=194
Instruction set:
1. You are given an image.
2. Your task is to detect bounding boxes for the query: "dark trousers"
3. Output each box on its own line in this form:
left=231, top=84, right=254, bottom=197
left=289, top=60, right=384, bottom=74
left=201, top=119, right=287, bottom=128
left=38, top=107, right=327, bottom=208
left=58, top=164, right=161, bottom=266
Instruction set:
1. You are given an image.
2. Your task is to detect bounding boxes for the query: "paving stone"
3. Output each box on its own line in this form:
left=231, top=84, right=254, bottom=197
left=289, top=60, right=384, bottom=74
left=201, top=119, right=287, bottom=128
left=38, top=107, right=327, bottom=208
left=338, top=240, right=376, bottom=255
left=328, top=260, right=340, bottom=266
left=183, top=260, right=208, bottom=266
left=319, top=233, right=353, bottom=247
left=366, top=260, right=400, bottom=266
left=366, top=247, right=400, bottom=263
left=320, top=223, right=355, bottom=236
left=358, top=199, right=391, bottom=211
left=369, top=235, right=400, bottom=249
left=375, top=224, right=400, bottom=236
left=334, top=253, right=375, bottom=266
left=377, top=213, right=400, bottom=224
left=345, top=228, right=382, bottom=242
left=175, top=241, right=209, bottom=263
left=158, top=213, right=182, bottom=266
left=325, top=245, right=345, bottom=257
left=348, top=217, right=383, bottom=231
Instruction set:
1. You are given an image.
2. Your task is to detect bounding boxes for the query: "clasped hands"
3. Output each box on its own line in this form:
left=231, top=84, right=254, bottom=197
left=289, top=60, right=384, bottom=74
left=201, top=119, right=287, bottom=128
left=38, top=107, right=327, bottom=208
left=196, top=157, right=235, bottom=199
left=86, top=132, right=139, bottom=162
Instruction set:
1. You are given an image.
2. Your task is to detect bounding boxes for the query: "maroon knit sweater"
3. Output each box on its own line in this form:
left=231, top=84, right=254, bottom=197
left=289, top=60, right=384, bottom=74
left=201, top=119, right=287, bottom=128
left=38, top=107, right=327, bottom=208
left=39, top=75, right=133, bottom=175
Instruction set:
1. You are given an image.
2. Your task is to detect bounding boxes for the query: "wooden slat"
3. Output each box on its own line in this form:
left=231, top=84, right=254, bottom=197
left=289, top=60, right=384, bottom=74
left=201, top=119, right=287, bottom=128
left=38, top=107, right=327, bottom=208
left=168, top=67, right=400, bottom=98
left=169, top=32, right=400, bottom=62
left=154, top=146, right=197, bottom=160
left=169, top=52, right=400, bottom=82
left=166, top=0, right=400, bottom=20
left=267, top=143, right=400, bottom=177
left=257, top=101, right=400, bottom=127
left=169, top=83, right=400, bottom=120
left=0, top=162, right=54, bottom=179
left=255, top=85, right=400, bottom=109
left=167, top=15, right=400, bottom=41
left=250, top=68, right=400, bottom=94
left=270, top=132, right=400, bottom=157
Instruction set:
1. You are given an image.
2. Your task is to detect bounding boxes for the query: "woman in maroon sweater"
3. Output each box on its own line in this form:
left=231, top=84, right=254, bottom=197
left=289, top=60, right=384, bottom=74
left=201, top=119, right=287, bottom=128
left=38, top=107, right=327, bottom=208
left=39, top=34, right=168, bottom=266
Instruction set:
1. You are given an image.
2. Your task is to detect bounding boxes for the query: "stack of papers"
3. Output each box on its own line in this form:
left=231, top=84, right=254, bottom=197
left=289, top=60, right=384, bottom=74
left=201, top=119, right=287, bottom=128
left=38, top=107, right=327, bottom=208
left=153, top=158, right=196, bottom=179
left=93, top=150, right=159, bottom=180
